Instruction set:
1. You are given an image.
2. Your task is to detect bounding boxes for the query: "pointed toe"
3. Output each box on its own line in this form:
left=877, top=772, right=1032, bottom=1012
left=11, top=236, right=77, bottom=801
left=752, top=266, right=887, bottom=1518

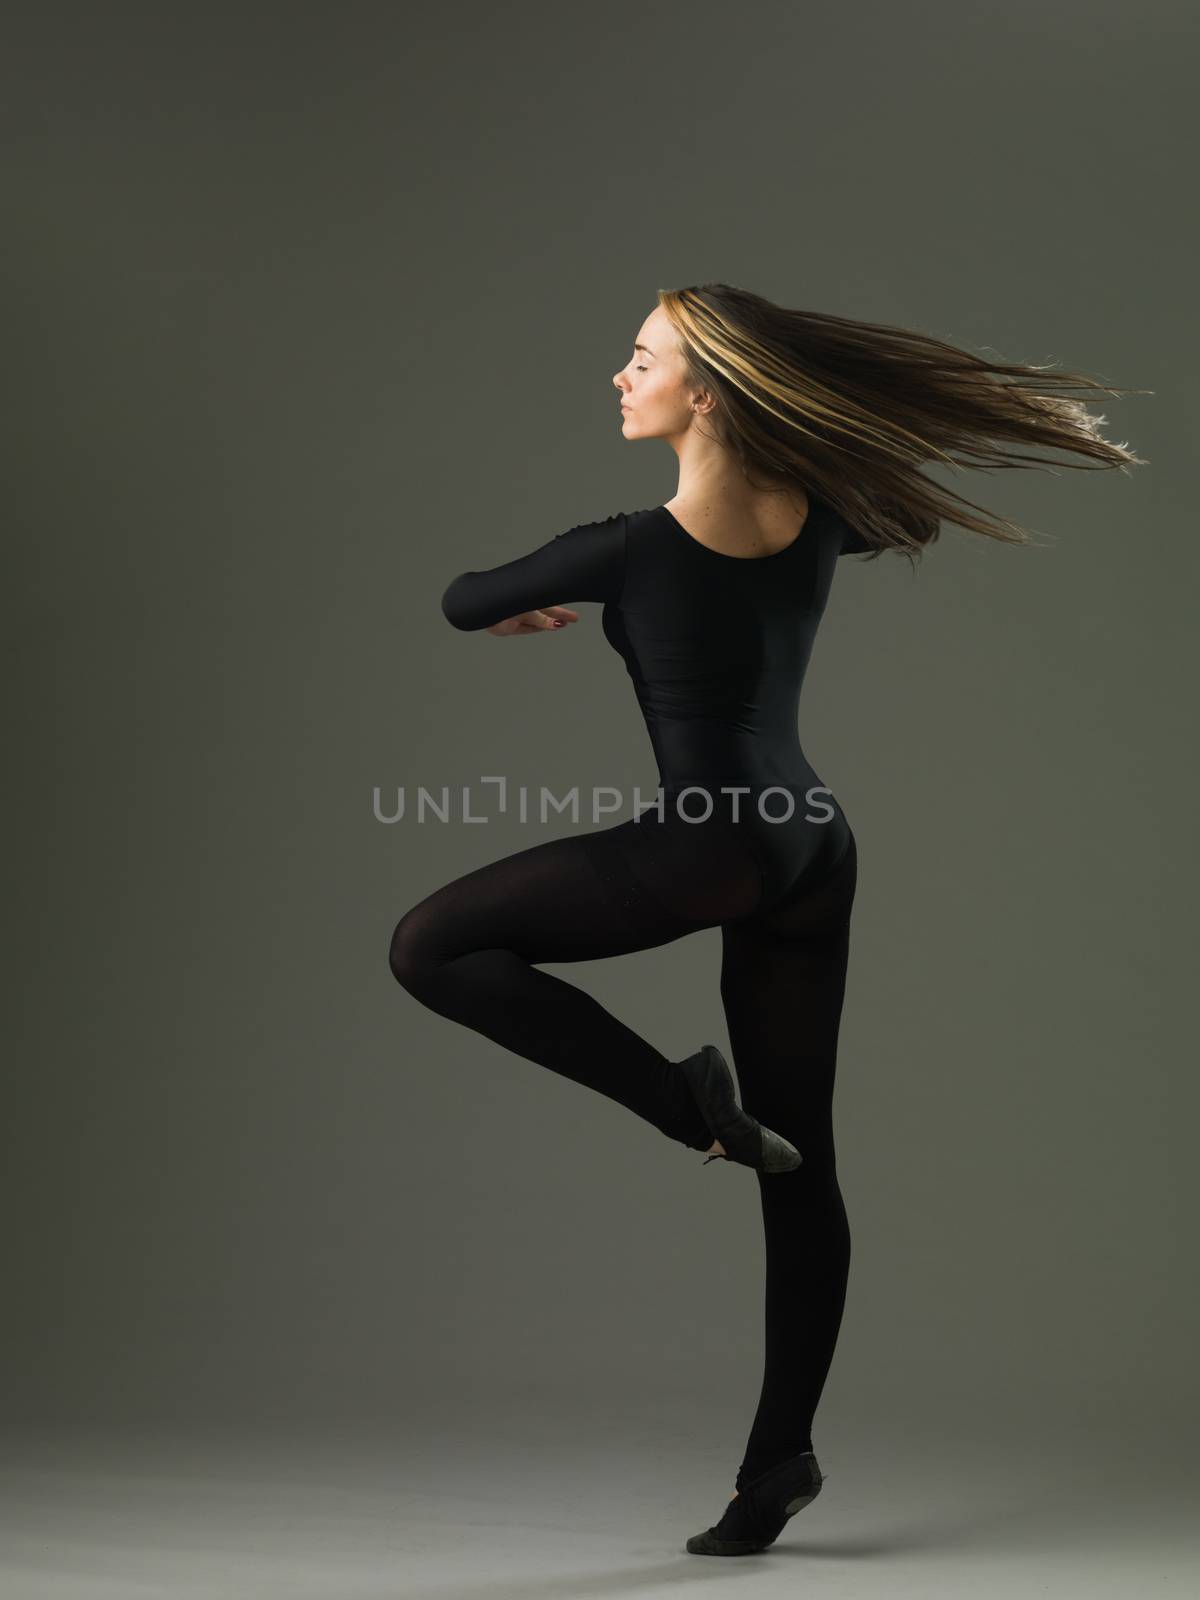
left=758, top=1125, right=803, bottom=1172
left=678, top=1044, right=803, bottom=1175
left=685, top=1451, right=824, bottom=1556
left=685, top=1525, right=766, bottom=1556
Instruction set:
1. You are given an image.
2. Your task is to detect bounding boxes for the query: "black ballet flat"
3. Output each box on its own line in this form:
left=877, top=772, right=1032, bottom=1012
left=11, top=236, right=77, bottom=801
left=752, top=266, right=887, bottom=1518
left=685, top=1450, right=825, bottom=1556
left=677, top=1044, right=802, bottom=1174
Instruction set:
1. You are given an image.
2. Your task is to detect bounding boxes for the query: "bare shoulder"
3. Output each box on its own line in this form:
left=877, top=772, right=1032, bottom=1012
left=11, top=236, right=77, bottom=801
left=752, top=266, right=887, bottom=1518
left=662, top=484, right=814, bottom=558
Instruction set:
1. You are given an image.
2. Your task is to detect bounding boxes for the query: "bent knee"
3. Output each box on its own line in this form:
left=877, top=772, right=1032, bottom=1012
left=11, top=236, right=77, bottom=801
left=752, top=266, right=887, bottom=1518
left=388, top=907, right=439, bottom=992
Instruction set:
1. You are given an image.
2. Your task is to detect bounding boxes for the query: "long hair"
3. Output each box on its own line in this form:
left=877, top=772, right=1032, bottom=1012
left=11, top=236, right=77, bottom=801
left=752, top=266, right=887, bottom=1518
left=658, top=283, right=1151, bottom=563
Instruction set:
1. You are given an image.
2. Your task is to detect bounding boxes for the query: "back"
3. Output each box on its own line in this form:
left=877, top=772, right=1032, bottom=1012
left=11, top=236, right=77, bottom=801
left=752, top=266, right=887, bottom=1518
left=600, top=497, right=845, bottom=799
left=439, top=491, right=867, bottom=902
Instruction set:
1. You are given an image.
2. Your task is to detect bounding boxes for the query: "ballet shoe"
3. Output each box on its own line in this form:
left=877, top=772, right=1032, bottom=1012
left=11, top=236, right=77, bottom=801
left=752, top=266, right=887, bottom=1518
left=685, top=1450, right=825, bottom=1555
left=677, top=1044, right=802, bottom=1174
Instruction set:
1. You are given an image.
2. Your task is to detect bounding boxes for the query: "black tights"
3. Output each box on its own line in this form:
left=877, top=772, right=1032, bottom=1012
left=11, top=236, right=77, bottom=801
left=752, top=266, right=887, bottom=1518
left=389, top=813, right=857, bottom=1491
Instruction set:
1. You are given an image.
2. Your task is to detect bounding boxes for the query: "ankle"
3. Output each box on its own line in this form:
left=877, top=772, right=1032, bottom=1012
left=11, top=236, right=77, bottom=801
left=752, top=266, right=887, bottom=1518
left=659, top=1062, right=716, bottom=1151
left=736, top=1443, right=813, bottom=1493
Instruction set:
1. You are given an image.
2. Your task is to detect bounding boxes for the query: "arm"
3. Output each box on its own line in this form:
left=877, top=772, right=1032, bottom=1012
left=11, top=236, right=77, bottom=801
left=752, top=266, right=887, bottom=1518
left=440, top=512, right=628, bottom=632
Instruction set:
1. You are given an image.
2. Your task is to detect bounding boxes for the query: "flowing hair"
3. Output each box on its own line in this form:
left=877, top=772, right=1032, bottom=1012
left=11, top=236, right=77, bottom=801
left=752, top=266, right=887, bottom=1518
left=657, top=283, right=1151, bottom=564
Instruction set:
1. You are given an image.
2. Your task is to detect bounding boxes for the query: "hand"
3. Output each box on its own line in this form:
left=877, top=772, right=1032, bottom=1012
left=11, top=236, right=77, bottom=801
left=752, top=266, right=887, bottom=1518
left=486, top=606, right=581, bottom=637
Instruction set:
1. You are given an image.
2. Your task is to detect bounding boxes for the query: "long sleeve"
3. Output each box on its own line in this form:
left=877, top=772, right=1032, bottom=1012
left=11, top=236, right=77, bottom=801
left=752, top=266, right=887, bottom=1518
left=440, top=512, right=628, bottom=631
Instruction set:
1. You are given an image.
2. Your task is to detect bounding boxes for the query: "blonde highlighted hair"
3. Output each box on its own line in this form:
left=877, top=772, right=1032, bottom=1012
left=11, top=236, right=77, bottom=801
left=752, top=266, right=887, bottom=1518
left=658, top=283, right=1151, bottom=563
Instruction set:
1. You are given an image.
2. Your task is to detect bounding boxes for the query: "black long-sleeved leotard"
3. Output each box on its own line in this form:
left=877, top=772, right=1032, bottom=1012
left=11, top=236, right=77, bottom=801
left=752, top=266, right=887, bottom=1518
left=440, top=495, right=871, bottom=910
left=412, top=495, right=871, bottom=1494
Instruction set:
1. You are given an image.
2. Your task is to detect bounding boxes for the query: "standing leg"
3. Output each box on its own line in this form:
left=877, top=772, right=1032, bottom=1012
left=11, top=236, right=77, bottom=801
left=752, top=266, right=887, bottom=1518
left=388, top=815, right=764, bottom=1149
left=717, top=836, right=859, bottom=1490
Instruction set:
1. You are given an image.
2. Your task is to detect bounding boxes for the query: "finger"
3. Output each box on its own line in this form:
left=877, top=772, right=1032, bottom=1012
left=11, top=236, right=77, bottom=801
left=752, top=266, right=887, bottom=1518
left=542, top=606, right=581, bottom=622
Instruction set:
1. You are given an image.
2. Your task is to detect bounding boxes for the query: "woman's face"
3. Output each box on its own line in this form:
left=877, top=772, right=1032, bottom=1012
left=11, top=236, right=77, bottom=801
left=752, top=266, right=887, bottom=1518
left=612, top=307, right=701, bottom=440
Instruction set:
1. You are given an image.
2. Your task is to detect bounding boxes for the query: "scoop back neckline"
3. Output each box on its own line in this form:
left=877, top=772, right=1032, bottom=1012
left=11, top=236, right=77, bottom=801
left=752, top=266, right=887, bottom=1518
left=655, top=495, right=821, bottom=562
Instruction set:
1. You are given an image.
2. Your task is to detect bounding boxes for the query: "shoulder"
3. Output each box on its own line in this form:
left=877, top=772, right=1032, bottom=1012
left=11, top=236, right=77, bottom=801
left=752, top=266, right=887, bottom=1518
left=552, top=509, right=629, bottom=546
left=825, top=506, right=873, bottom=555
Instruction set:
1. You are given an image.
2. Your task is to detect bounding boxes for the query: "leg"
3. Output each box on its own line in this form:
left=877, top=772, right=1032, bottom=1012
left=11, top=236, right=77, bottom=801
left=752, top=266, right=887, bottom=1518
left=717, top=836, right=858, bottom=1490
left=388, top=814, right=764, bottom=1148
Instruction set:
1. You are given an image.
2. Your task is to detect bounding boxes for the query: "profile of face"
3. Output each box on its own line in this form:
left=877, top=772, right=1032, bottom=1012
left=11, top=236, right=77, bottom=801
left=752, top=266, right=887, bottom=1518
left=612, top=305, right=711, bottom=440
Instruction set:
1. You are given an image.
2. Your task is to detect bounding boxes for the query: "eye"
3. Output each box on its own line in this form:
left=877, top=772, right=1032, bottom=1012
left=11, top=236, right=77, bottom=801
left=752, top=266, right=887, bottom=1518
left=635, top=364, right=647, bottom=371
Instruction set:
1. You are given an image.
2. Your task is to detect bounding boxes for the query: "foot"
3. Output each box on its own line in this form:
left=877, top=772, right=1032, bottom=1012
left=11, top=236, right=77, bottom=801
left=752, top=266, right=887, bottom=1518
left=680, top=1045, right=803, bottom=1173
left=687, top=1452, right=823, bottom=1556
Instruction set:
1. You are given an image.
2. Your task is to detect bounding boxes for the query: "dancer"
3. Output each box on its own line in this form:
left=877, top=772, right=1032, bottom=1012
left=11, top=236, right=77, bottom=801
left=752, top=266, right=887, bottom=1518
left=389, top=283, right=1146, bottom=1555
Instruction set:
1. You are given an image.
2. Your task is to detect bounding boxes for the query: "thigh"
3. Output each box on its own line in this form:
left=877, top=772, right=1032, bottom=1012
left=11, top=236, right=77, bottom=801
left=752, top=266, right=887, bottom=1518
left=577, top=810, right=766, bottom=932
left=718, top=838, right=858, bottom=1146
left=395, top=812, right=765, bottom=969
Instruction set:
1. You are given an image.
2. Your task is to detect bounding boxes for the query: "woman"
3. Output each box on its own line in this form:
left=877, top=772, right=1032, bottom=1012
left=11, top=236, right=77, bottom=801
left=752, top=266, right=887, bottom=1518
left=389, top=283, right=1146, bottom=1556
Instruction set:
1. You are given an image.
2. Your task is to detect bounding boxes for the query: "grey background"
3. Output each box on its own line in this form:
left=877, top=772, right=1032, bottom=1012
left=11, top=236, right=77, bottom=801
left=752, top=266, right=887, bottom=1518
left=3, top=3, right=1196, bottom=1593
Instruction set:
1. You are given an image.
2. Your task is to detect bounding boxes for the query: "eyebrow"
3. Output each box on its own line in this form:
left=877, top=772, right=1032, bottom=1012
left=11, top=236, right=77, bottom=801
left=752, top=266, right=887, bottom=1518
left=634, top=342, right=655, bottom=356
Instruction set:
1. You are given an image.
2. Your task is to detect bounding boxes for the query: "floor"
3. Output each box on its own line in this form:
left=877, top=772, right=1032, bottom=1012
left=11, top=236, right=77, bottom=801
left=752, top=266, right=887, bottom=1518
left=2, top=1407, right=1194, bottom=1598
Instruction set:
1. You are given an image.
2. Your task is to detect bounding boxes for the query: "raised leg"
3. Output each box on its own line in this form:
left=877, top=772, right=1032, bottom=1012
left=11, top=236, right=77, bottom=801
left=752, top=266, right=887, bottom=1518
left=388, top=814, right=765, bottom=1148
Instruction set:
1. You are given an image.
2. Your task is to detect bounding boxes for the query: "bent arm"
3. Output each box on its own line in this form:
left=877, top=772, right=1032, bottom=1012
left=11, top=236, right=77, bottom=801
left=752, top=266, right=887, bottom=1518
left=441, top=512, right=628, bottom=631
